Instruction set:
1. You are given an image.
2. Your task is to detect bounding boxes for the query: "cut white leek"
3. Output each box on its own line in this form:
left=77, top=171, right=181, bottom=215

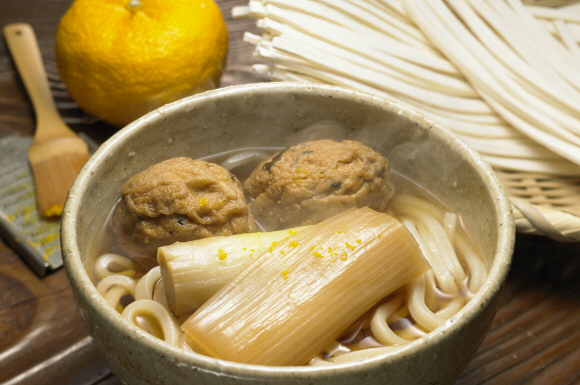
left=181, top=207, right=430, bottom=366
left=158, top=226, right=308, bottom=315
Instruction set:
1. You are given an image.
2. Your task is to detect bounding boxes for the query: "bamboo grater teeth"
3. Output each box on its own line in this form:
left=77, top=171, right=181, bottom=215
left=0, top=135, right=60, bottom=276
left=0, top=134, right=97, bottom=276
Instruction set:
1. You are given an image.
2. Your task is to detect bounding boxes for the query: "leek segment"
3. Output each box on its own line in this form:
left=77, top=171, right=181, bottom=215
left=181, top=207, right=430, bottom=366
left=158, top=226, right=308, bottom=315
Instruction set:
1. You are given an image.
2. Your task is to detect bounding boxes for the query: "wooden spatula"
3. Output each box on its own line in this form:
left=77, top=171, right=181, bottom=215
left=4, top=23, right=89, bottom=218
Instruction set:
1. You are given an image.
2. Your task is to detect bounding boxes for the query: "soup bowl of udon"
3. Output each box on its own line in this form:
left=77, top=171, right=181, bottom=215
left=61, top=82, right=514, bottom=385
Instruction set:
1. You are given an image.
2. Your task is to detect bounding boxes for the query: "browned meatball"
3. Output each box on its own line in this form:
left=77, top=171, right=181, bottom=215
left=243, top=140, right=395, bottom=230
left=113, top=157, right=256, bottom=265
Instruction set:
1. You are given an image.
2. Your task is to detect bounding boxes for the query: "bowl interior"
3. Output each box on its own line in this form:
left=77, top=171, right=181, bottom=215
left=62, top=82, right=514, bottom=384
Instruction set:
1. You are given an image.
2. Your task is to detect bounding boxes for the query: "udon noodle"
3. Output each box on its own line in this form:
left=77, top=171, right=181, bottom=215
left=92, top=147, right=487, bottom=365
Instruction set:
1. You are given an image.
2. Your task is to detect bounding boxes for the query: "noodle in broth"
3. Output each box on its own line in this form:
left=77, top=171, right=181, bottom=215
left=92, top=147, right=487, bottom=365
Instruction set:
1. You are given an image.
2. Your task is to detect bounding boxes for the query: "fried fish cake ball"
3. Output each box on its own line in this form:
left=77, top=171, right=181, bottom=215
left=113, top=157, right=256, bottom=266
left=243, top=139, right=395, bottom=230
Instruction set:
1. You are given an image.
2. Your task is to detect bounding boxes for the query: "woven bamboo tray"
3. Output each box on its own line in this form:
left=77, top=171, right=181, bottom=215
left=496, top=169, right=580, bottom=242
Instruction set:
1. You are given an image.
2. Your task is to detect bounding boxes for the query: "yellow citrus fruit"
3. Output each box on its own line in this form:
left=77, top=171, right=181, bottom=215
left=55, top=0, right=228, bottom=128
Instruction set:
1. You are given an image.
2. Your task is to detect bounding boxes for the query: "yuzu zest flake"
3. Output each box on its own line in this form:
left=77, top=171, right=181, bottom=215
left=55, top=0, right=228, bottom=128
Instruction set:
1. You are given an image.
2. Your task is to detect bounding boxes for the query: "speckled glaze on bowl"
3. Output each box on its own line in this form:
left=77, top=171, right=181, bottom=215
left=61, top=82, right=514, bottom=385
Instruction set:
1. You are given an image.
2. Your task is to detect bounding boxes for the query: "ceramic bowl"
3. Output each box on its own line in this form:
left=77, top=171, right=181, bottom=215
left=61, top=82, right=514, bottom=385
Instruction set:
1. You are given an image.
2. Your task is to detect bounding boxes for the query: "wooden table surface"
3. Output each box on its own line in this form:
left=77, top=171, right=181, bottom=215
left=1, top=1, right=580, bottom=384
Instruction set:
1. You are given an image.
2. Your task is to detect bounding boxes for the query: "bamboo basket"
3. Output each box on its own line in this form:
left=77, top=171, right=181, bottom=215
left=496, top=169, right=580, bottom=241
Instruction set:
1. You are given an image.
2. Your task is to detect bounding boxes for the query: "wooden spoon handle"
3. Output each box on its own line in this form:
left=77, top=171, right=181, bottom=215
left=4, top=23, right=69, bottom=136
